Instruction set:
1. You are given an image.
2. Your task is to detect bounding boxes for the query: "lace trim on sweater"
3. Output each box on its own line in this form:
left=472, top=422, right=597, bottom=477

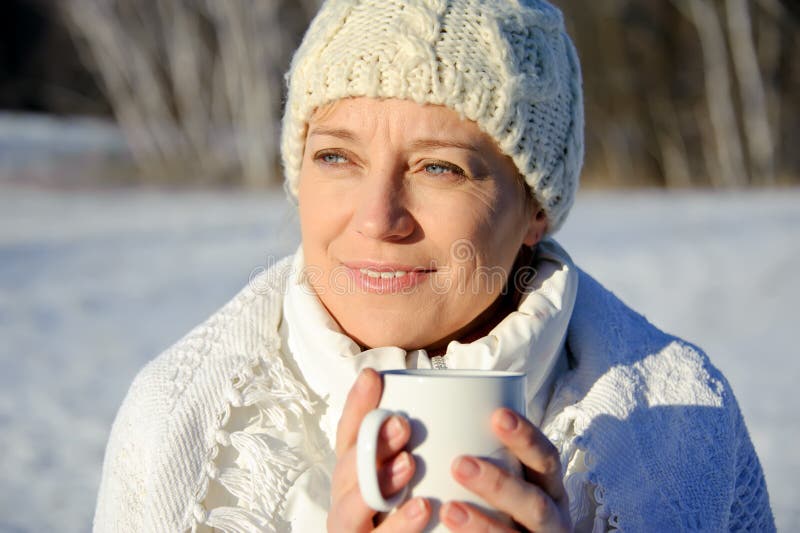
left=545, top=386, right=619, bottom=533
left=189, top=342, right=324, bottom=533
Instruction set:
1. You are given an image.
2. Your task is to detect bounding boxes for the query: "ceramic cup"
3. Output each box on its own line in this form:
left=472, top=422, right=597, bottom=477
left=356, top=369, right=526, bottom=532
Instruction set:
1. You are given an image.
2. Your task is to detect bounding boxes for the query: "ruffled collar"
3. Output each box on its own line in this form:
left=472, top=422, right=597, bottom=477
left=280, top=239, right=579, bottom=444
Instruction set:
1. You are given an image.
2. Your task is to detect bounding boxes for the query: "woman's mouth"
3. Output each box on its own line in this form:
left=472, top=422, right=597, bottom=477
left=344, top=262, right=435, bottom=293
left=358, top=268, right=411, bottom=279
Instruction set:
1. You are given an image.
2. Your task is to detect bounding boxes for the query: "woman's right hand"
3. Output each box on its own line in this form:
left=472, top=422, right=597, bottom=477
left=327, top=368, right=431, bottom=532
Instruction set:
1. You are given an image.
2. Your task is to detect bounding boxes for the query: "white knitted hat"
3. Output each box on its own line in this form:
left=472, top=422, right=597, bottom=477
left=281, top=0, right=584, bottom=234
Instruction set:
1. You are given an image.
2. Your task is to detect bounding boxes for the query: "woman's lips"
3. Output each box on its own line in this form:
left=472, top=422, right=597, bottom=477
left=343, top=261, right=435, bottom=294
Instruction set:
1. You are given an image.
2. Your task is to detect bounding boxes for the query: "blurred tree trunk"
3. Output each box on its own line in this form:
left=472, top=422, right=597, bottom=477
left=726, top=0, right=775, bottom=185
left=677, top=0, right=747, bottom=187
left=755, top=0, right=783, bottom=178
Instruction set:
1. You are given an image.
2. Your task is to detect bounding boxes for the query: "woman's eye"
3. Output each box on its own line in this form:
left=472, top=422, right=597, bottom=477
left=317, top=152, right=349, bottom=165
left=423, top=161, right=465, bottom=176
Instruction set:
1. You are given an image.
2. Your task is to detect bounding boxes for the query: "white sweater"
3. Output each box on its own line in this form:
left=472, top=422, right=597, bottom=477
left=94, top=249, right=774, bottom=532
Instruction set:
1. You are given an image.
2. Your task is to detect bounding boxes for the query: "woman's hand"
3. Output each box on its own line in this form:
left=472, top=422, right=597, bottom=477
left=442, top=408, right=571, bottom=532
left=327, top=368, right=432, bottom=532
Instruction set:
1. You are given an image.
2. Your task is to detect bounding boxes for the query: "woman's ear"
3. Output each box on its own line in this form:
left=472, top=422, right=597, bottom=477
left=523, top=208, right=548, bottom=247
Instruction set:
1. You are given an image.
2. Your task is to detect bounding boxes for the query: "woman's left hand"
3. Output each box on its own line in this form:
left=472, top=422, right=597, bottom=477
left=441, top=408, right=572, bottom=532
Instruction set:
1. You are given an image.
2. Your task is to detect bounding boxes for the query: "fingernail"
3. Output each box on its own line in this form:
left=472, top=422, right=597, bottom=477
left=498, top=409, right=518, bottom=431
left=392, top=452, right=411, bottom=476
left=444, top=502, right=468, bottom=525
left=354, top=370, right=370, bottom=392
left=454, top=456, right=479, bottom=478
left=403, top=498, right=426, bottom=520
left=386, top=416, right=404, bottom=441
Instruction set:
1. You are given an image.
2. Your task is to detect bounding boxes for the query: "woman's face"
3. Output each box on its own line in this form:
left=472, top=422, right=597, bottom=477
left=298, top=97, right=546, bottom=350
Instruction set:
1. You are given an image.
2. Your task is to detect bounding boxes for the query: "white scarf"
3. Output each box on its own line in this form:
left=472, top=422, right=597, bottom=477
left=281, top=239, right=579, bottom=446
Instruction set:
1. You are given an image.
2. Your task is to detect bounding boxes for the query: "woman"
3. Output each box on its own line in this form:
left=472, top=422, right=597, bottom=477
left=94, top=0, right=774, bottom=531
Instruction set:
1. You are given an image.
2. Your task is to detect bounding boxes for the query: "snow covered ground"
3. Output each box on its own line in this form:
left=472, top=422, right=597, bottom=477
left=0, top=185, right=797, bottom=531
left=0, top=113, right=132, bottom=189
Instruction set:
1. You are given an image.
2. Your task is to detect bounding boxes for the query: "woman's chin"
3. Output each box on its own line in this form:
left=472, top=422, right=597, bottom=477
left=347, top=329, right=422, bottom=351
left=341, top=321, right=439, bottom=352
left=326, top=297, right=487, bottom=352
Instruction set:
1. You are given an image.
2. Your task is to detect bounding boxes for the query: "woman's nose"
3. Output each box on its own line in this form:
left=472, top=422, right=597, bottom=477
left=352, top=171, right=415, bottom=242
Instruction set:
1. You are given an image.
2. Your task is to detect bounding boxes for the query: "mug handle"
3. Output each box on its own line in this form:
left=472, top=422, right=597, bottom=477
left=356, top=408, right=410, bottom=512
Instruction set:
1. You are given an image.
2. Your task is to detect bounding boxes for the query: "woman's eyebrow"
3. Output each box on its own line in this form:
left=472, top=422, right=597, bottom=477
left=307, top=128, right=479, bottom=153
left=308, top=127, right=358, bottom=142
left=410, top=139, right=480, bottom=152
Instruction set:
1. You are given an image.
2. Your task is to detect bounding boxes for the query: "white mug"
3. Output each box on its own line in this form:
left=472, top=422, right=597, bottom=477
left=357, top=369, right=526, bottom=532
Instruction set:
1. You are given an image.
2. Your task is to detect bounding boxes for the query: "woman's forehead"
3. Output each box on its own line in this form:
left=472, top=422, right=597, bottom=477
left=308, top=97, right=488, bottom=146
